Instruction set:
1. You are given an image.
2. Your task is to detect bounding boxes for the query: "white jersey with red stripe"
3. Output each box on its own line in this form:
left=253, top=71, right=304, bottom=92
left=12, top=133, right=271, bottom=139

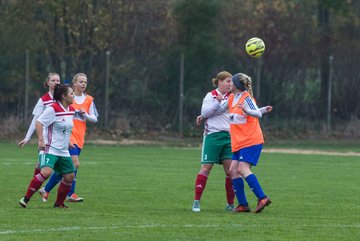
left=32, top=92, right=55, bottom=116
left=37, top=102, right=75, bottom=157
left=201, top=89, right=230, bottom=135
left=23, top=92, right=55, bottom=141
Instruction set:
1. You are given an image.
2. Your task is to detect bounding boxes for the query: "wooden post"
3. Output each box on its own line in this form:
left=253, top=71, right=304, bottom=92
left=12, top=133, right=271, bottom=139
left=255, top=57, right=263, bottom=100
left=24, top=50, right=29, bottom=123
left=179, top=53, right=184, bottom=133
left=327, top=55, right=333, bottom=131
left=104, top=51, right=110, bottom=128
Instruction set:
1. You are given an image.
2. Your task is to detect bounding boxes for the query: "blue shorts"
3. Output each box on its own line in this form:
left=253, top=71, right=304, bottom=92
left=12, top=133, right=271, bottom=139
left=68, top=144, right=82, bottom=156
left=232, top=144, right=263, bottom=166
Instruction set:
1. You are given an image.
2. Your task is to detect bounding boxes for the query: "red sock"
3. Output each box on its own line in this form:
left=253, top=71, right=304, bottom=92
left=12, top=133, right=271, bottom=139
left=55, top=180, right=72, bottom=205
left=194, top=173, right=208, bottom=200
left=225, top=176, right=235, bottom=205
left=33, top=167, right=41, bottom=176
left=25, top=173, right=46, bottom=199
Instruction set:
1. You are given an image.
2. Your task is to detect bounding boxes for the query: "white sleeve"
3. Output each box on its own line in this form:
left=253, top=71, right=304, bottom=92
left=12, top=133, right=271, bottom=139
left=37, top=107, right=56, bottom=128
left=201, top=93, right=219, bottom=118
left=24, top=115, right=40, bottom=141
left=218, top=99, right=229, bottom=113
left=84, top=102, right=98, bottom=123
left=243, top=96, right=262, bottom=118
left=200, top=93, right=227, bottom=118
left=32, top=98, right=45, bottom=116
left=259, top=107, right=268, bottom=114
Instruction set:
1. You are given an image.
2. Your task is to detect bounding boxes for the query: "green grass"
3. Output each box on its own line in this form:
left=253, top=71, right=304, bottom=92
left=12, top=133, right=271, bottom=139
left=1, top=142, right=360, bottom=240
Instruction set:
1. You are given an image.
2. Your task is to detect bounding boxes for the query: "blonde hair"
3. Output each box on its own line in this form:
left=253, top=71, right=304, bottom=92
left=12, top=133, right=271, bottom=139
left=238, top=73, right=254, bottom=97
left=72, top=73, right=87, bottom=86
left=44, top=72, right=60, bottom=88
left=211, top=71, right=232, bottom=87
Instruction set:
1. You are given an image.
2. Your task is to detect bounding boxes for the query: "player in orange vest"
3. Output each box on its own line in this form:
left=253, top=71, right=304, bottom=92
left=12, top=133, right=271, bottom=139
left=228, top=73, right=273, bottom=213
left=40, top=73, right=98, bottom=202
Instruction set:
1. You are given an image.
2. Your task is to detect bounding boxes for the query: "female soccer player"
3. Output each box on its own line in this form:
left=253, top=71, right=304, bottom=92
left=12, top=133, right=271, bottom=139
left=18, top=73, right=60, bottom=176
left=192, top=71, right=235, bottom=212
left=228, top=73, right=272, bottom=213
left=40, top=73, right=98, bottom=202
left=19, top=84, right=75, bottom=208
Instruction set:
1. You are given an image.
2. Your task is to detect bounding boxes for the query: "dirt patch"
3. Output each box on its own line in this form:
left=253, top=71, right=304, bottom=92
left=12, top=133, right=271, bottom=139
left=87, top=139, right=360, bottom=156
left=87, top=139, right=162, bottom=145
left=263, top=148, right=360, bottom=157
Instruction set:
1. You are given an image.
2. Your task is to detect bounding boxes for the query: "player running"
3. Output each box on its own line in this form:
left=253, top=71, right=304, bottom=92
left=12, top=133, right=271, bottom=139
left=40, top=73, right=98, bottom=202
left=19, top=84, right=75, bottom=208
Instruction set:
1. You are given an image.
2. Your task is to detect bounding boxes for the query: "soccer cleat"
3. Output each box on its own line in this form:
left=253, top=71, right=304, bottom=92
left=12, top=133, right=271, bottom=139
left=66, top=193, right=84, bottom=202
left=19, top=197, right=29, bottom=208
left=234, top=204, right=251, bottom=213
left=225, top=203, right=235, bottom=212
left=54, top=203, right=69, bottom=208
left=254, top=197, right=272, bottom=213
left=192, top=200, right=201, bottom=212
left=39, top=188, right=49, bottom=202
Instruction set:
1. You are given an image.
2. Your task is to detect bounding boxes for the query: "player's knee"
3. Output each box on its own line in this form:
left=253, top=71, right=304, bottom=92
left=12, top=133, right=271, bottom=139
left=238, top=168, right=251, bottom=178
left=199, top=170, right=209, bottom=177
left=40, top=168, right=52, bottom=179
left=229, top=166, right=238, bottom=178
left=224, top=169, right=232, bottom=177
left=200, top=165, right=212, bottom=174
left=63, top=173, right=75, bottom=183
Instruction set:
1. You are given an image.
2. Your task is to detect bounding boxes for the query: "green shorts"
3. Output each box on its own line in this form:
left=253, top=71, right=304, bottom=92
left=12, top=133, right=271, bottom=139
left=39, top=153, right=75, bottom=175
left=201, top=131, right=232, bottom=164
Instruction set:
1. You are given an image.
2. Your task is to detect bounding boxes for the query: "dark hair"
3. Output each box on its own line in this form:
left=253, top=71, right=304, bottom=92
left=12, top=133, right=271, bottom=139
left=53, top=84, right=71, bottom=101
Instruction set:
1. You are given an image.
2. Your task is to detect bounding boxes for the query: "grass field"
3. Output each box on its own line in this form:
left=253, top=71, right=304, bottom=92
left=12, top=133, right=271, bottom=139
left=0, top=141, right=359, bottom=241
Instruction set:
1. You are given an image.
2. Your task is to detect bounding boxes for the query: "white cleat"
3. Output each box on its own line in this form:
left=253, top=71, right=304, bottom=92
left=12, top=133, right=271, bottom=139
left=192, top=200, right=200, bottom=212
left=39, top=188, right=49, bottom=202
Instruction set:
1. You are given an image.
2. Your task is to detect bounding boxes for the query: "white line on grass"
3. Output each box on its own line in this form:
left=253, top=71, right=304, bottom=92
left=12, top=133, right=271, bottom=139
left=1, top=161, right=98, bottom=166
left=1, top=223, right=359, bottom=235
left=1, top=162, right=34, bottom=166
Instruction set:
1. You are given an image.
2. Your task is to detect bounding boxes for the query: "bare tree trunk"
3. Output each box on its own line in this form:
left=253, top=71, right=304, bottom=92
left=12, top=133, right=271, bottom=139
left=318, top=4, right=331, bottom=119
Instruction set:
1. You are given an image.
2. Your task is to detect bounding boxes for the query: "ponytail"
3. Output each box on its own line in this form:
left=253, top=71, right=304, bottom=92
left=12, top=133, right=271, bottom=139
left=53, top=84, right=71, bottom=101
left=232, top=73, right=254, bottom=97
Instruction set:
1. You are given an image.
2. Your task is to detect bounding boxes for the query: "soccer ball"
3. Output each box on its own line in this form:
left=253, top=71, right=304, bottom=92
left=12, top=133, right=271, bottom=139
left=245, top=37, right=265, bottom=58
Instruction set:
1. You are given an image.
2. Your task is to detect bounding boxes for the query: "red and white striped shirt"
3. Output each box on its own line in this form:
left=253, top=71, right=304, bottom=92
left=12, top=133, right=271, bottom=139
left=201, top=89, right=230, bottom=135
left=37, top=102, right=75, bottom=157
left=24, top=92, right=55, bottom=141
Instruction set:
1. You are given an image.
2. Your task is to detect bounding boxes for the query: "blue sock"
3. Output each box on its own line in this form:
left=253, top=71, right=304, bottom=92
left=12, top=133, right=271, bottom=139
left=44, top=172, right=62, bottom=192
left=245, top=174, right=266, bottom=200
left=67, top=170, right=77, bottom=197
left=232, top=177, right=248, bottom=206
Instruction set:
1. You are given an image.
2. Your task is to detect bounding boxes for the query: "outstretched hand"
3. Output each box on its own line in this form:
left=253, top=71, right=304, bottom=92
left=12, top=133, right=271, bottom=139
left=266, top=106, right=273, bottom=113
left=18, top=139, right=28, bottom=147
